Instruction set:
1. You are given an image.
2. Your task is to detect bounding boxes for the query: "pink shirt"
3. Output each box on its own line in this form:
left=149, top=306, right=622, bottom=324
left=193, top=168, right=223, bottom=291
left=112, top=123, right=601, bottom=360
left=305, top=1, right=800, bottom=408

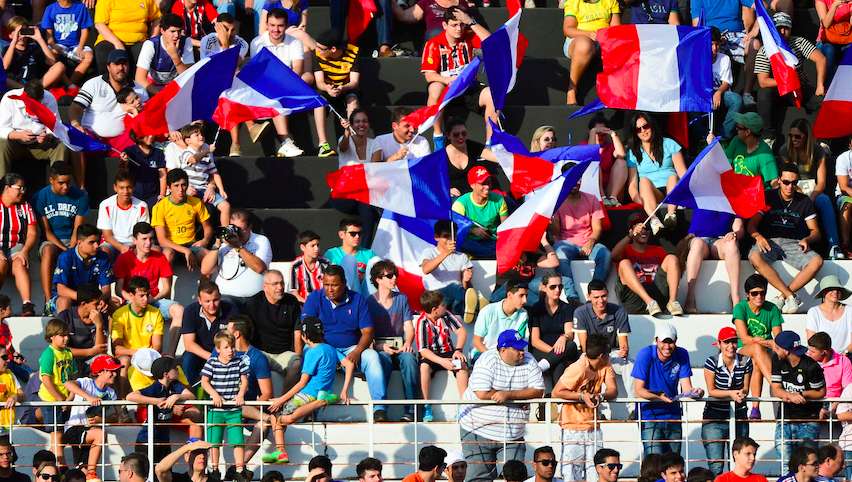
left=819, top=350, right=852, bottom=398
left=554, top=191, right=604, bottom=246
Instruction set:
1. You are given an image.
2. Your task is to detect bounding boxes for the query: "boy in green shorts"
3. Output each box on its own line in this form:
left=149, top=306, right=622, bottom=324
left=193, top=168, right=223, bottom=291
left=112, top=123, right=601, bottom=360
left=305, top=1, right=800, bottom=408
left=38, top=318, right=77, bottom=467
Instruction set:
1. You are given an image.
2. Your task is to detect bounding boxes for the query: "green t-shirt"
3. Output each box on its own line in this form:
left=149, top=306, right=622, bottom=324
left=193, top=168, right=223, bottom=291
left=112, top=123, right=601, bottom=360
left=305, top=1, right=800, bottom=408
left=451, top=192, right=508, bottom=238
left=725, top=137, right=778, bottom=189
left=38, top=345, right=76, bottom=401
left=732, top=299, right=783, bottom=348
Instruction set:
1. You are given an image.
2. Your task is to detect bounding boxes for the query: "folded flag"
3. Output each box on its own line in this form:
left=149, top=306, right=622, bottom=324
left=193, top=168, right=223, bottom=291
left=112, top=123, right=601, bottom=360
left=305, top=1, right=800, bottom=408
left=403, top=57, right=481, bottom=134
left=596, top=24, right=713, bottom=112
left=754, top=0, right=802, bottom=106
left=213, top=48, right=328, bottom=131
left=10, top=93, right=110, bottom=152
left=662, top=137, right=766, bottom=218
left=132, top=47, right=240, bottom=136
left=813, top=47, right=852, bottom=138
left=326, top=149, right=451, bottom=219
left=482, top=10, right=526, bottom=111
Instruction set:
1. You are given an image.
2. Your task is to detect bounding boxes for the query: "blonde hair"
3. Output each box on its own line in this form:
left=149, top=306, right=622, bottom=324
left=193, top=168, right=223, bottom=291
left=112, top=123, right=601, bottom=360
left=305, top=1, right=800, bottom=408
left=530, top=126, right=556, bottom=153
left=6, top=16, right=28, bottom=31
left=213, top=330, right=235, bottom=349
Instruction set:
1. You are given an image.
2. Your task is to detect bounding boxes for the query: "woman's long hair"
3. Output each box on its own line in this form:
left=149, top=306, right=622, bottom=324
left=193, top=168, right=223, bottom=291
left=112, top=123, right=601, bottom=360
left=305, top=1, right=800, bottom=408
left=628, top=112, right=664, bottom=167
left=784, top=118, right=817, bottom=175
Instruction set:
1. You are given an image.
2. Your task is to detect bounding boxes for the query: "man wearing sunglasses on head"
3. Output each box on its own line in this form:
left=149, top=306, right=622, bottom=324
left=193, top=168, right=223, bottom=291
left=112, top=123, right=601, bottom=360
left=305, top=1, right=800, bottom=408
left=525, top=446, right=564, bottom=482
left=747, top=163, right=823, bottom=315
left=594, top=449, right=622, bottom=482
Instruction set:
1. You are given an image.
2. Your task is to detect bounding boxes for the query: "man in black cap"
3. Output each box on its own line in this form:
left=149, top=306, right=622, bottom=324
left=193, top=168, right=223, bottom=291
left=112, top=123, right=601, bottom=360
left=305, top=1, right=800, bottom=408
left=401, top=446, right=448, bottom=482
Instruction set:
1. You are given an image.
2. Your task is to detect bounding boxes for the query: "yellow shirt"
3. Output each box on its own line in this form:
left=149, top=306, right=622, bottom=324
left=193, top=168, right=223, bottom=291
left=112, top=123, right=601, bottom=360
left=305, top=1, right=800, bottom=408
left=94, top=0, right=161, bottom=45
left=129, top=365, right=190, bottom=391
left=111, top=304, right=164, bottom=350
left=151, top=196, right=210, bottom=246
left=564, top=0, right=620, bottom=32
left=38, top=346, right=75, bottom=402
left=0, top=370, right=19, bottom=427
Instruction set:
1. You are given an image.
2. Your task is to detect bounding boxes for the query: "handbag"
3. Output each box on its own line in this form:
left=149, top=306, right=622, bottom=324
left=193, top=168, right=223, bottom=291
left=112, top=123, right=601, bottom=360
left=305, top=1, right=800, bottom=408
left=824, top=21, right=852, bottom=44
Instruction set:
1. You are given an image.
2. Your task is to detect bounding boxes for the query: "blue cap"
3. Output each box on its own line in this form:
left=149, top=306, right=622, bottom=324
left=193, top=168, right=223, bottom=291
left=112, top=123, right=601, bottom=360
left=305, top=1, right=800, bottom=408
left=497, top=329, right=528, bottom=350
left=775, top=330, right=807, bottom=356
left=107, top=49, right=129, bottom=64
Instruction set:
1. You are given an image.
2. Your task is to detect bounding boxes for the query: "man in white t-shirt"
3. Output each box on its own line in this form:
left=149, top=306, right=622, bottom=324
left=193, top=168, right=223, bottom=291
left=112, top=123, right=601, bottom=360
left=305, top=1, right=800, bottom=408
left=711, top=27, right=743, bottom=141
left=97, top=171, right=150, bottom=256
left=134, top=13, right=195, bottom=95
left=200, top=13, right=249, bottom=60
left=375, top=107, right=432, bottom=162
left=835, top=143, right=852, bottom=255
left=420, top=220, right=476, bottom=319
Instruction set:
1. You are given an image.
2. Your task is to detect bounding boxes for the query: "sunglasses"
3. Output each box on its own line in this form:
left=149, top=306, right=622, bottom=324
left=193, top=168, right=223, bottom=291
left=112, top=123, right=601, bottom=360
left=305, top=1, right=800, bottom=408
left=598, top=463, right=624, bottom=471
left=789, top=133, right=805, bottom=139
left=378, top=272, right=397, bottom=279
left=748, top=290, right=766, bottom=297
left=541, top=136, right=555, bottom=142
left=7, top=185, right=24, bottom=193
left=535, top=460, right=557, bottom=467
left=547, top=284, right=564, bottom=290
left=0, top=354, right=8, bottom=362
left=635, top=124, right=651, bottom=133
left=38, top=474, right=59, bottom=481
left=347, top=231, right=362, bottom=237
left=780, top=179, right=798, bottom=186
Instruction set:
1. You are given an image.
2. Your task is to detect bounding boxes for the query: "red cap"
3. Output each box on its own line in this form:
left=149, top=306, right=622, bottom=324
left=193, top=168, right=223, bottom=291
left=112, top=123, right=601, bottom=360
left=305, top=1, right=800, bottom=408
left=467, top=166, right=491, bottom=186
left=713, top=327, right=738, bottom=346
left=90, top=355, right=121, bottom=375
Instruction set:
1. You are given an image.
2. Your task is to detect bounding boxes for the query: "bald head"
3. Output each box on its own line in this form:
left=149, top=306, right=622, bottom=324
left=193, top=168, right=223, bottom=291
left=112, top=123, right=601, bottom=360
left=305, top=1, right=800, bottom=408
left=263, top=270, right=285, bottom=303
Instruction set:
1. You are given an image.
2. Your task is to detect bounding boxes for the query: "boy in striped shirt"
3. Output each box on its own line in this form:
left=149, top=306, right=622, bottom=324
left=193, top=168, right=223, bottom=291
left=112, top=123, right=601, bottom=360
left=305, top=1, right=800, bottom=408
left=415, top=290, right=469, bottom=423
left=289, top=230, right=329, bottom=303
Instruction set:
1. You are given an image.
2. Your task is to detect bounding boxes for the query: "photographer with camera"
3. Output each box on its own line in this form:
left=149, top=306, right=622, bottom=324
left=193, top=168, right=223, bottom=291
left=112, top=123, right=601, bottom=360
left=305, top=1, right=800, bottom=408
left=201, top=209, right=272, bottom=308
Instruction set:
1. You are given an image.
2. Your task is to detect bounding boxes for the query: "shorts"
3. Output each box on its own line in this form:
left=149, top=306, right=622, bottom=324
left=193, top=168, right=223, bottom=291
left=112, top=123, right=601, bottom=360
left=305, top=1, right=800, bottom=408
left=280, top=392, right=316, bottom=416
left=261, top=350, right=301, bottom=375
left=563, top=36, right=600, bottom=59
left=41, top=403, right=68, bottom=433
left=40, top=239, right=72, bottom=255
left=178, top=243, right=207, bottom=256
left=615, top=269, right=669, bottom=314
left=837, top=195, right=852, bottom=209
left=427, top=79, right=485, bottom=115
left=420, top=352, right=459, bottom=373
left=207, top=408, right=244, bottom=446
left=749, top=237, right=819, bottom=270
left=62, top=425, right=93, bottom=466
left=0, top=244, right=23, bottom=258
left=699, top=236, right=721, bottom=246
left=150, top=298, right=178, bottom=320
left=206, top=192, right=227, bottom=208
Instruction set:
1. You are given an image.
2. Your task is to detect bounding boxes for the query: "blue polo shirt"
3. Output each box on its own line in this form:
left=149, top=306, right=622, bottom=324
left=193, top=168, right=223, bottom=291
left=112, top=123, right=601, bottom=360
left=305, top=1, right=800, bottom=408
left=302, top=289, right=372, bottom=349
left=51, top=247, right=114, bottom=296
left=631, top=344, right=692, bottom=420
left=238, top=346, right=271, bottom=401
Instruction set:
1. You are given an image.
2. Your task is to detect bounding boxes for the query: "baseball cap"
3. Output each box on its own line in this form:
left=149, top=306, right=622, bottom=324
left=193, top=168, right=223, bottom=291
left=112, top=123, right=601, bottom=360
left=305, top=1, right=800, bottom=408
left=131, top=348, right=161, bottom=377
left=734, top=112, right=763, bottom=134
left=773, top=12, right=793, bottom=29
left=627, top=212, right=649, bottom=229
left=713, top=326, right=738, bottom=346
left=301, top=316, right=324, bottom=338
left=497, top=329, right=528, bottom=350
left=90, top=355, right=121, bottom=375
left=775, top=330, right=807, bottom=356
left=107, top=49, right=129, bottom=64
left=654, top=322, right=678, bottom=342
left=467, top=166, right=491, bottom=186
left=444, top=451, right=465, bottom=467
left=151, top=356, right=178, bottom=380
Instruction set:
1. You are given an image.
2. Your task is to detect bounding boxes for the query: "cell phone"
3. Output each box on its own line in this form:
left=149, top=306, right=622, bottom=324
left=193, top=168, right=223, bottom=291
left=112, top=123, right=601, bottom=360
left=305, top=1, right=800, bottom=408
left=20, top=27, right=34, bottom=36
left=451, top=358, right=462, bottom=370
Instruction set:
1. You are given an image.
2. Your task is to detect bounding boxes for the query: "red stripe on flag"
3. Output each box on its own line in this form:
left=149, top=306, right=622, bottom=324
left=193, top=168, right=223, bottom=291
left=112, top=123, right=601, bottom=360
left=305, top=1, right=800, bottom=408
left=326, top=164, right=370, bottom=204
left=509, top=153, right=558, bottom=197
left=596, top=25, right=641, bottom=110
left=348, top=0, right=377, bottom=44
left=402, top=102, right=441, bottom=133
left=814, top=100, right=852, bottom=139
left=719, top=170, right=767, bottom=218
left=769, top=53, right=802, bottom=107
left=9, top=94, right=58, bottom=130
left=397, top=268, right=426, bottom=311
left=212, top=98, right=281, bottom=131
left=496, top=213, right=551, bottom=274
left=130, top=81, right=182, bottom=137
left=667, top=112, right=689, bottom=149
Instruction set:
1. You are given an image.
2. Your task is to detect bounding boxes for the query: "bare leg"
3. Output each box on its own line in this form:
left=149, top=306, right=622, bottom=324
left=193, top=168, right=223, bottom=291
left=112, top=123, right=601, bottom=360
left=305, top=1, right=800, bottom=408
left=427, top=82, right=445, bottom=136
left=41, top=62, right=66, bottom=89
left=685, top=237, right=710, bottom=311
left=617, top=259, right=656, bottom=305
left=748, top=250, right=793, bottom=298
left=165, top=303, right=184, bottom=357
left=313, top=106, right=328, bottom=145
left=40, top=244, right=59, bottom=302
left=788, top=256, right=823, bottom=294
left=85, top=427, right=103, bottom=474
left=661, top=254, right=680, bottom=303
left=638, top=177, right=661, bottom=216
left=841, top=204, right=852, bottom=248
left=71, top=50, right=94, bottom=86
left=454, top=369, right=469, bottom=395
left=714, top=237, right=742, bottom=306
left=665, top=175, right=678, bottom=216
left=606, top=158, right=628, bottom=201
left=419, top=363, right=432, bottom=403
left=479, top=87, right=497, bottom=141
left=567, top=36, right=595, bottom=105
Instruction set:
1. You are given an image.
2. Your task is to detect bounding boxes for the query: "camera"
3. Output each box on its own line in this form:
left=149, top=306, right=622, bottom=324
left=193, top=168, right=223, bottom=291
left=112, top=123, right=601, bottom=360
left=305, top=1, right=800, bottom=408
left=216, top=224, right=241, bottom=241
left=19, top=27, right=34, bottom=36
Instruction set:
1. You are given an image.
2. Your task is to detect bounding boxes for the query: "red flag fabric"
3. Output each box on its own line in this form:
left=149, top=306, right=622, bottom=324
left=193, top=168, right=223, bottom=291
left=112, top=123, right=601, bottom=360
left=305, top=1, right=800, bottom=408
left=347, top=0, right=377, bottom=44
left=504, top=0, right=529, bottom=68
left=667, top=112, right=689, bottom=149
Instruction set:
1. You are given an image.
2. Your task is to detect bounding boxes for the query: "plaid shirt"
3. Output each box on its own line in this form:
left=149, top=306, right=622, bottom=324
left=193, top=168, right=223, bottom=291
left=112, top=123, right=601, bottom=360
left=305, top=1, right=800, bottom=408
left=415, top=311, right=462, bottom=355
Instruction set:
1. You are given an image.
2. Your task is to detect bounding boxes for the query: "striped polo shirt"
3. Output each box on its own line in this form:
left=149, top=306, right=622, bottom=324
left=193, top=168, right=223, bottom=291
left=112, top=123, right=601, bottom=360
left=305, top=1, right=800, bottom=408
left=703, top=354, right=753, bottom=419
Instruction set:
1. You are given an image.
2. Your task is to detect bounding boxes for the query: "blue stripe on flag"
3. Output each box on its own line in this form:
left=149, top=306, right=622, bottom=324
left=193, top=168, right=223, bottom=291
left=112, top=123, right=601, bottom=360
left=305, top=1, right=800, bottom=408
left=238, top=49, right=328, bottom=110
left=482, top=25, right=512, bottom=111
left=675, top=26, right=713, bottom=113
left=444, top=57, right=481, bottom=103
left=568, top=99, right=605, bottom=119
left=662, top=137, right=718, bottom=209
left=408, top=149, right=452, bottom=219
left=555, top=160, right=593, bottom=207
left=191, top=47, right=241, bottom=122
left=539, top=144, right=601, bottom=163
left=66, top=124, right=110, bottom=152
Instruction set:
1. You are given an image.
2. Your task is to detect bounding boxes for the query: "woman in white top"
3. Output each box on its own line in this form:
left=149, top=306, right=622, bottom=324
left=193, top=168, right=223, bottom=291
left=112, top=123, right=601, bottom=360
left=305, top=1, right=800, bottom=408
left=337, top=108, right=383, bottom=167
left=806, top=275, right=852, bottom=354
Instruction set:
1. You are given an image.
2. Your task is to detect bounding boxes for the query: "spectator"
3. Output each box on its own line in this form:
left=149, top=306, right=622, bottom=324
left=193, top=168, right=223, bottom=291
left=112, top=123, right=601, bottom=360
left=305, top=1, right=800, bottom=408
left=117, top=453, right=148, bottom=482
left=356, top=458, right=384, bottom=482
left=531, top=126, right=557, bottom=153
left=338, top=109, right=381, bottom=167
left=50, top=224, right=114, bottom=315
left=0, top=173, right=37, bottom=315
left=375, top=107, right=432, bottom=162
left=302, top=265, right=388, bottom=421
left=623, top=0, right=678, bottom=23
left=836, top=138, right=852, bottom=255
left=92, top=0, right=160, bottom=71
left=32, top=464, right=59, bottom=482
left=816, top=444, right=844, bottom=482
left=415, top=290, right=469, bottom=423
left=458, top=329, right=545, bottom=482
left=0, top=297, right=32, bottom=383
left=585, top=116, right=628, bottom=206
left=836, top=387, right=852, bottom=479
left=290, top=230, right=330, bottom=303
left=420, top=220, right=477, bottom=320
left=529, top=272, right=579, bottom=386
left=154, top=440, right=214, bottom=482
left=778, top=446, right=819, bottom=482
left=115, top=222, right=184, bottom=357
left=306, top=455, right=339, bottom=482
left=181, top=280, right=237, bottom=384
left=452, top=166, right=507, bottom=257
left=151, top=168, right=213, bottom=271
left=0, top=440, right=28, bottom=482
left=59, top=283, right=108, bottom=371
left=368, top=261, right=419, bottom=422
left=445, top=118, right=487, bottom=197
left=199, top=13, right=249, bottom=59
left=245, top=270, right=303, bottom=390
left=806, top=276, right=852, bottom=354
left=551, top=174, right=610, bottom=304
left=816, top=0, right=852, bottom=80
left=444, top=452, right=467, bottom=482
left=772, top=330, right=826, bottom=460
left=324, top=218, right=378, bottom=294
left=632, top=323, right=704, bottom=456
left=111, top=276, right=164, bottom=393
left=702, top=327, right=752, bottom=475
left=503, top=460, right=528, bottom=482
left=659, top=454, right=686, bottom=482
left=710, top=27, right=743, bottom=140
left=260, top=0, right=309, bottom=32
left=40, top=0, right=94, bottom=90
left=120, top=130, right=165, bottom=209
left=684, top=207, right=743, bottom=313
left=134, top=13, right=194, bottom=95
left=169, top=0, right=218, bottom=49
left=593, top=449, right=622, bottom=482
left=3, top=18, right=65, bottom=90
left=562, top=0, right=620, bottom=105
left=625, top=113, right=686, bottom=233
left=402, top=446, right=447, bottom=482
left=38, top=318, right=76, bottom=468
left=0, top=80, right=67, bottom=182
left=0, top=345, right=20, bottom=437
left=613, top=212, right=683, bottom=316
left=393, top=0, right=479, bottom=41
left=166, top=123, right=230, bottom=227
left=806, top=332, right=852, bottom=410
left=713, top=437, right=766, bottom=482
left=97, top=171, right=150, bottom=257
left=471, top=279, right=528, bottom=359
left=490, top=247, right=557, bottom=308
left=725, top=112, right=778, bottom=189
left=747, top=163, right=823, bottom=314
left=553, top=334, right=617, bottom=481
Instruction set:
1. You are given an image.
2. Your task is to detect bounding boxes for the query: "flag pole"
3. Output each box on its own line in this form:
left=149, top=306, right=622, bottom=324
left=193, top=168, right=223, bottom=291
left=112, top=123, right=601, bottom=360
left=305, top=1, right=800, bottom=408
left=709, top=111, right=714, bottom=137
left=328, top=104, right=356, bottom=136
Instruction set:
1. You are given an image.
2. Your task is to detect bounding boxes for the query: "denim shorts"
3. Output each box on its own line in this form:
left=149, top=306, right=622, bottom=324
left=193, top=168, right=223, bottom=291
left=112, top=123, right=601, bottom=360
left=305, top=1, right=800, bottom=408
left=150, top=298, right=177, bottom=320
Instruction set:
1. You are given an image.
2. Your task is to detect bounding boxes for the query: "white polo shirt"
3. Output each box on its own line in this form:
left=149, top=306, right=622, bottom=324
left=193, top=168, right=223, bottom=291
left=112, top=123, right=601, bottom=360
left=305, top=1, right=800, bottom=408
left=73, top=75, right=149, bottom=138
left=374, top=133, right=431, bottom=161
left=249, top=32, right=304, bottom=68
left=215, top=232, right=273, bottom=298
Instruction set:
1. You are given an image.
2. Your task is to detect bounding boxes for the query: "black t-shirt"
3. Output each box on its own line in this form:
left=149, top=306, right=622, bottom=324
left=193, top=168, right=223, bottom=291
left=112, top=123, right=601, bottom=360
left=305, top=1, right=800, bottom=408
left=0, top=471, right=31, bottom=482
left=528, top=299, right=574, bottom=346
left=124, top=145, right=166, bottom=205
left=244, top=291, right=301, bottom=354
left=7, top=44, right=46, bottom=83
left=771, top=353, right=825, bottom=420
left=180, top=300, right=237, bottom=352
left=58, top=308, right=103, bottom=351
left=759, top=189, right=816, bottom=240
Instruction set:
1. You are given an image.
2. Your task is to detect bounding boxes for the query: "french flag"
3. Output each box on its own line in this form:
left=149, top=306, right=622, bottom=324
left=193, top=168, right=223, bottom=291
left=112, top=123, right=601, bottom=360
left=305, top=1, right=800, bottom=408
left=754, top=0, right=802, bottom=106
left=10, top=93, right=110, bottom=152
left=662, top=137, right=766, bottom=218
left=326, top=149, right=451, bottom=219
left=132, top=47, right=240, bottom=136
left=496, top=161, right=592, bottom=273
left=813, top=47, right=852, bottom=138
left=596, top=25, right=713, bottom=112
left=403, top=57, right=481, bottom=134
left=212, top=49, right=328, bottom=131
left=482, top=10, right=526, bottom=110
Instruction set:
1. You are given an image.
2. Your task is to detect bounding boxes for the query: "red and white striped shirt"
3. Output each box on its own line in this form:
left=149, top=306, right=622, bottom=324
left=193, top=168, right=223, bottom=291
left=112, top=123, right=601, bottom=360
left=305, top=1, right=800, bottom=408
left=415, top=311, right=462, bottom=355
left=0, top=200, right=35, bottom=251
left=290, top=255, right=330, bottom=301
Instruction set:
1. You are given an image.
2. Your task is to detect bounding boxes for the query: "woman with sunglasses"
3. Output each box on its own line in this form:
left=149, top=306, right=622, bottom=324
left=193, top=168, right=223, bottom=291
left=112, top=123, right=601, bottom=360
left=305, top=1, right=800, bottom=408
left=805, top=275, right=852, bottom=355
left=445, top=118, right=487, bottom=198
left=34, top=462, right=60, bottom=482
left=625, top=112, right=686, bottom=234
left=529, top=272, right=579, bottom=387
left=702, top=327, right=752, bottom=476
left=530, top=126, right=557, bottom=153
left=779, top=118, right=842, bottom=259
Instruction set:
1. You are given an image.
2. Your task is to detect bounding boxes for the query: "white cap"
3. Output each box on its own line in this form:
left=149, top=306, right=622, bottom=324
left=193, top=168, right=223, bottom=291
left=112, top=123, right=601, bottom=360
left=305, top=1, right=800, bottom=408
left=654, top=322, right=677, bottom=342
left=444, top=451, right=465, bottom=466
left=131, top=348, right=161, bottom=377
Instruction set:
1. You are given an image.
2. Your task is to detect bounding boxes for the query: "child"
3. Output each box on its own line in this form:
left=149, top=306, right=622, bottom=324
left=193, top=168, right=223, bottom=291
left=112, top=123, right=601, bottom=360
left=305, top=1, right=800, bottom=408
left=289, top=230, right=330, bottom=303
left=200, top=331, right=249, bottom=481
left=0, top=345, right=22, bottom=438
left=0, top=294, right=32, bottom=384
left=62, top=355, right=120, bottom=482
left=40, top=0, right=94, bottom=89
left=414, top=290, right=469, bottom=423
left=265, top=316, right=354, bottom=464
left=121, top=130, right=167, bottom=209
left=117, top=87, right=143, bottom=117
left=166, top=123, right=231, bottom=226
left=38, top=318, right=77, bottom=468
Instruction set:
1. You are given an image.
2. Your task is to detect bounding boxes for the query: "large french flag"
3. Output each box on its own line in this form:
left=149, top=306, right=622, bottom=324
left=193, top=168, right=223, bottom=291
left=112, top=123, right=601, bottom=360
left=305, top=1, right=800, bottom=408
left=596, top=25, right=713, bottom=112
left=754, top=0, right=802, bottom=106
left=403, top=57, right=481, bottom=134
left=9, top=93, right=110, bottom=152
left=813, top=47, right=852, bottom=138
left=663, top=137, right=766, bottom=218
left=482, top=10, right=526, bottom=110
left=326, top=149, right=451, bottom=219
left=496, top=161, right=592, bottom=273
left=132, top=47, right=240, bottom=136
left=212, top=49, right=328, bottom=131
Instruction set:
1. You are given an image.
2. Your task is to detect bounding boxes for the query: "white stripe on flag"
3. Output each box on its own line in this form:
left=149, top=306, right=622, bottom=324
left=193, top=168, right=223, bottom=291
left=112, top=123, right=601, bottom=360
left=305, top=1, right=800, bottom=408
left=686, top=142, right=735, bottom=213
left=372, top=216, right=434, bottom=274
left=826, top=64, right=852, bottom=101
left=757, top=17, right=798, bottom=67
left=165, top=76, right=196, bottom=132
left=364, top=161, right=416, bottom=217
left=635, top=25, right=681, bottom=112
left=505, top=12, right=521, bottom=91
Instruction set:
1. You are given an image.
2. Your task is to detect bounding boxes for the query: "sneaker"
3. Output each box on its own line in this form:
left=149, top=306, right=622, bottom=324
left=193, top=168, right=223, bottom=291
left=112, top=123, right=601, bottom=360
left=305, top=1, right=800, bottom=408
left=478, top=293, right=490, bottom=311
left=276, top=138, right=303, bottom=157
left=317, top=142, right=336, bottom=157
left=240, top=469, right=254, bottom=482
left=423, top=405, right=434, bottom=422
left=373, top=409, right=387, bottom=422
left=20, top=301, right=35, bottom=316
left=209, top=469, right=222, bottom=482
left=749, top=407, right=761, bottom=420
left=782, top=295, right=802, bottom=314
left=400, top=411, right=414, bottom=422
left=85, top=471, right=101, bottom=482
left=433, top=135, right=446, bottom=150
left=667, top=300, right=684, bottom=316
left=663, top=212, right=677, bottom=228
left=524, top=0, right=536, bottom=6
left=830, top=245, right=846, bottom=260
left=224, top=466, right=239, bottom=481
left=261, top=449, right=289, bottom=464
left=770, top=294, right=785, bottom=310
left=646, top=300, right=662, bottom=317
left=248, top=121, right=270, bottom=142
left=463, top=287, right=478, bottom=323
left=743, top=92, right=756, bottom=106
left=650, top=216, right=664, bottom=235
left=229, top=145, right=241, bottom=157
left=603, top=195, right=620, bottom=207
left=317, top=390, right=340, bottom=404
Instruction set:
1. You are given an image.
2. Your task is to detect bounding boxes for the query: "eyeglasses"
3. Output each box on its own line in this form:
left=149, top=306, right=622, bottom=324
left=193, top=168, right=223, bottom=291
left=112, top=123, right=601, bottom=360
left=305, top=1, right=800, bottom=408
left=748, top=290, right=766, bottom=297
left=546, top=284, right=563, bottom=290
left=780, top=179, right=798, bottom=186
left=347, top=231, right=362, bottom=237
left=7, top=185, right=24, bottom=193
left=535, top=459, right=557, bottom=467
left=634, top=124, right=651, bottom=133
left=598, top=463, right=623, bottom=471
left=450, top=131, right=468, bottom=137
left=378, top=272, right=397, bottom=279
left=38, top=474, right=59, bottom=481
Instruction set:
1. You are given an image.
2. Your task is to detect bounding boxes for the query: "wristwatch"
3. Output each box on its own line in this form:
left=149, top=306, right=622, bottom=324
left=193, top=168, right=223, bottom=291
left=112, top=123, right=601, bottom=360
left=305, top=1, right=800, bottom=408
left=468, top=17, right=478, bottom=25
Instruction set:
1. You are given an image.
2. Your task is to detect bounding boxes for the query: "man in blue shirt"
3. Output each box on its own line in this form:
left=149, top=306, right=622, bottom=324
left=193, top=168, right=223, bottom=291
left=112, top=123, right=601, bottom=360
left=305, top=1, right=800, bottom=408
left=50, top=223, right=114, bottom=315
left=302, top=264, right=388, bottom=421
left=631, top=322, right=704, bottom=456
left=324, top=218, right=378, bottom=296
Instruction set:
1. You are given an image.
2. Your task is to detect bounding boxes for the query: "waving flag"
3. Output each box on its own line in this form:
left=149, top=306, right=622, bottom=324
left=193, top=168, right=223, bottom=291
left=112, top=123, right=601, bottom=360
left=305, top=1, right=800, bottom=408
left=403, top=57, right=481, bottom=134
left=813, top=47, right=852, bottom=138
left=754, top=0, right=802, bottom=106
left=9, top=93, right=109, bottom=152
left=482, top=10, right=526, bottom=110
left=348, top=0, right=377, bottom=44
left=596, top=24, right=713, bottom=112
left=326, top=149, right=451, bottom=219
left=662, top=137, right=766, bottom=218
left=213, top=49, right=327, bottom=130
left=131, top=47, right=240, bottom=136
